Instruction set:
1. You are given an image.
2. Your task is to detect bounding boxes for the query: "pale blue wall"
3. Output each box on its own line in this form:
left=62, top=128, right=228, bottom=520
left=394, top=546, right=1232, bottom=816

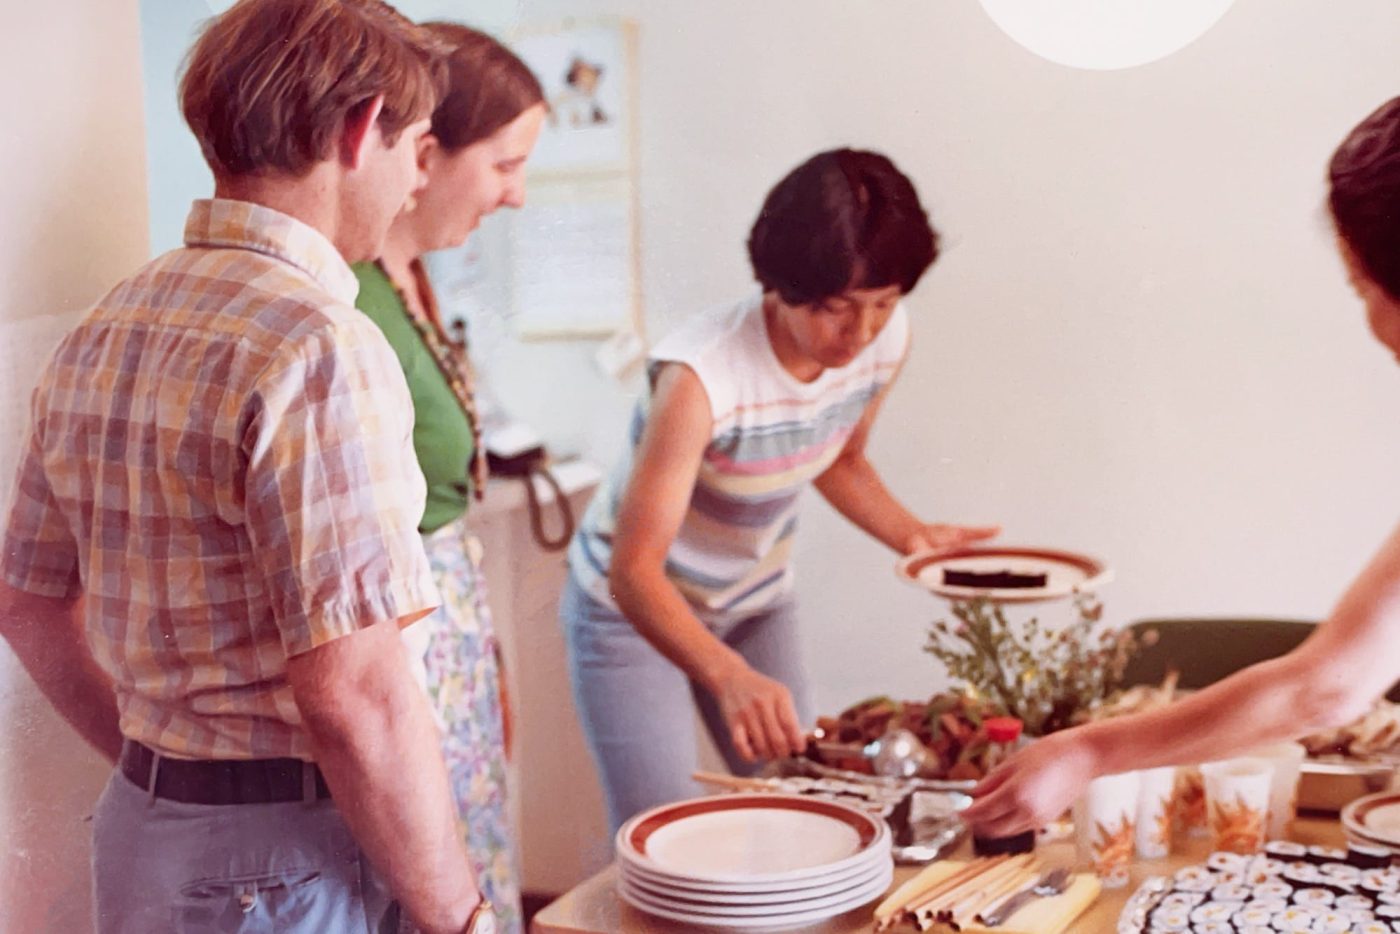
left=138, top=0, right=522, bottom=255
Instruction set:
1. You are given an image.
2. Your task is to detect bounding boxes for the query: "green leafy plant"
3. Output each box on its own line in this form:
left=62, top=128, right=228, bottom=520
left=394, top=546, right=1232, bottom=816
left=924, top=595, right=1152, bottom=737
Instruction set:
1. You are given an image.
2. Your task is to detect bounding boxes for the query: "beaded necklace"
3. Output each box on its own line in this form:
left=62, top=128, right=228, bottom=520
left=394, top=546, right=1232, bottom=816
left=376, top=259, right=488, bottom=500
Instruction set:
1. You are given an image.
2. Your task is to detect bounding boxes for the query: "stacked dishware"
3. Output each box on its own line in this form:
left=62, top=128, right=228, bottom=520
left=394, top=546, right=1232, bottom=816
left=615, top=792, right=894, bottom=929
left=1343, top=790, right=1400, bottom=857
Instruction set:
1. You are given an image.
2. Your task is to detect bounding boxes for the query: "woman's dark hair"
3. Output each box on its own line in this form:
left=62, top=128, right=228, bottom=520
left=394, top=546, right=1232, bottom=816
left=423, top=22, right=546, bottom=153
left=747, top=149, right=938, bottom=306
left=1330, top=96, right=1400, bottom=302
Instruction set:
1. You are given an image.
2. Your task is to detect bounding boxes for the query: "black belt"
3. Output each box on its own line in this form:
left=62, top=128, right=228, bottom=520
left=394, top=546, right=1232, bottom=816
left=120, top=741, right=331, bottom=805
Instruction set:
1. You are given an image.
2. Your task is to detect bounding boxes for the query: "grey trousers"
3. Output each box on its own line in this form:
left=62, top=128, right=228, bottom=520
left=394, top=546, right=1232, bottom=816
left=560, top=574, right=815, bottom=837
left=92, top=768, right=399, bottom=933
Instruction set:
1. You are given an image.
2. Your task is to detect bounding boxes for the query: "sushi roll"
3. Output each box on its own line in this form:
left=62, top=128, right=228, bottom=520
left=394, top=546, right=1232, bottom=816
left=1193, top=923, right=1233, bottom=934
left=1311, top=847, right=1352, bottom=866
left=1326, top=865, right=1365, bottom=884
left=1250, top=897, right=1292, bottom=914
left=1349, top=845, right=1394, bottom=870
left=1268, top=842, right=1310, bottom=861
left=1258, top=881, right=1298, bottom=901
left=1176, top=866, right=1219, bottom=892
left=1234, top=905, right=1276, bottom=927
left=1376, top=905, right=1400, bottom=919
left=1162, top=891, right=1208, bottom=909
left=1379, top=893, right=1400, bottom=907
left=1314, top=911, right=1354, bottom=933
left=1273, top=907, right=1319, bottom=931
left=1297, top=888, right=1338, bottom=908
left=1338, top=895, right=1376, bottom=913
left=1350, top=923, right=1391, bottom=934
left=1208, top=851, right=1246, bottom=873
left=1212, top=882, right=1253, bottom=903
left=1147, top=906, right=1190, bottom=930
left=1190, top=902, right=1235, bottom=924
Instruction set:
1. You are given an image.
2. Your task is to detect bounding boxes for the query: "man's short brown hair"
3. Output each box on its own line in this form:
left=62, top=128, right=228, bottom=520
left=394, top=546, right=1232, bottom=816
left=179, top=0, right=446, bottom=179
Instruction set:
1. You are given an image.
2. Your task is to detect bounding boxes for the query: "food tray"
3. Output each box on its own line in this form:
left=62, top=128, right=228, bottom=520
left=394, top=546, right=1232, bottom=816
left=1298, top=756, right=1396, bottom=812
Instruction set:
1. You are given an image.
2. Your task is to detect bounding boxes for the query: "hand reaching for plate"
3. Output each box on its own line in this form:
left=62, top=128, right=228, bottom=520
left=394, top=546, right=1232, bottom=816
left=905, top=523, right=1000, bottom=556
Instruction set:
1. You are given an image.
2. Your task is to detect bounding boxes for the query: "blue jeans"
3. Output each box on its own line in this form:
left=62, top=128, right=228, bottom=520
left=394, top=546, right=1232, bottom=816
left=92, top=769, right=398, bottom=933
left=560, top=574, right=814, bottom=836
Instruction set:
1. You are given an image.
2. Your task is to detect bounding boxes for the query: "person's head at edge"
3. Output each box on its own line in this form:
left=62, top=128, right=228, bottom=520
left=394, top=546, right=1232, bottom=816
left=1331, top=95, right=1400, bottom=362
left=391, top=22, right=548, bottom=256
left=177, top=0, right=447, bottom=264
left=748, top=149, right=939, bottom=373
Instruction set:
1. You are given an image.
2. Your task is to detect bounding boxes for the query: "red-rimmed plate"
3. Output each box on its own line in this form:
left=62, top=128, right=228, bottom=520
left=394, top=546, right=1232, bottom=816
left=615, top=864, right=892, bottom=928
left=616, top=793, right=888, bottom=885
left=896, top=545, right=1112, bottom=603
left=1342, top=791, right=1400, bottom=847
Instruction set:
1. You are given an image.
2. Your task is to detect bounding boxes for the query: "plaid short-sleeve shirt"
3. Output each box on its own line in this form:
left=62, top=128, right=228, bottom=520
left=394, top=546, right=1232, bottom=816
left=1, top=199, right=439, bottom=760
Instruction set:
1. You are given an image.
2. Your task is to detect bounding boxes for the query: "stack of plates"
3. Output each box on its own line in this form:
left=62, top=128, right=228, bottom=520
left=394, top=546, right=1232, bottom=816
left=615, top=793, right=893, bottom=929
left=1342, top=790, right=1400, bottom=854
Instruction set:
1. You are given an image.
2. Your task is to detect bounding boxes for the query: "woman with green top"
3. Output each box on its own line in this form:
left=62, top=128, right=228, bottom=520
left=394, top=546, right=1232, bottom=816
left=354, top=22, right=546, bottom=934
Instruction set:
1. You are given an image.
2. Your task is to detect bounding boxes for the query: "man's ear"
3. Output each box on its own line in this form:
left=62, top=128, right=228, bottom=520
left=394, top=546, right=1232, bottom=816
left=340, top=95, right=386, bottom=170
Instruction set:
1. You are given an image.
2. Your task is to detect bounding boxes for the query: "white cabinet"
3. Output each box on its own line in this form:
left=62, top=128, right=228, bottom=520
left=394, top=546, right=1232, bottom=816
left=472, top=464, right=612, bottom=895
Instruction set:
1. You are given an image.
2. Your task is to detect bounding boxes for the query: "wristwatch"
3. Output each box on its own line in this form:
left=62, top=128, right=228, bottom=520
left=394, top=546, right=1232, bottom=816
left=463, top=898, right=497, bottom=934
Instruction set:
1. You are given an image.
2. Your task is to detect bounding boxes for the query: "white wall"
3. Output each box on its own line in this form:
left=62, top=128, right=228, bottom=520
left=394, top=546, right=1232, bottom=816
left=510, top=0, right=1400, bottom=712
left=0, top=1, right=149, bottom=930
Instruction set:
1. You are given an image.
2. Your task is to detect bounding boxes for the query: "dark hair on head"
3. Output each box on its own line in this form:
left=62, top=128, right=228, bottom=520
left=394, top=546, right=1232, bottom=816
left=1330, top=96, right=1400, bottom=302
left=747, top=149, right=938, bottom=306
left=422, top=22, right=546, bottom=153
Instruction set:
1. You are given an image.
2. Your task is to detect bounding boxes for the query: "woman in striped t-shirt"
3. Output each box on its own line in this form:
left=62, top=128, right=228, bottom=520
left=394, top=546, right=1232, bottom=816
left=563, top=149, right=999, bottom=832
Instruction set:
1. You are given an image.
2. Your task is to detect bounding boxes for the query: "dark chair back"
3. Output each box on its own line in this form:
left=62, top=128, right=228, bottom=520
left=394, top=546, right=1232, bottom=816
left=1121, top=617, right=1400, bottom=702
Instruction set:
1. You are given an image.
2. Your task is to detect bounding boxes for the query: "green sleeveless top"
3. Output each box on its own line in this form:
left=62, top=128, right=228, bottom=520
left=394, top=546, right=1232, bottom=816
left=353, top=262, right=475, bottom=533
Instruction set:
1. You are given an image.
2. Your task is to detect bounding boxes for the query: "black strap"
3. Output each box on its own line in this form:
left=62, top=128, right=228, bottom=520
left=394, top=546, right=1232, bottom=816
left=523, top=465, right=575, bottom=552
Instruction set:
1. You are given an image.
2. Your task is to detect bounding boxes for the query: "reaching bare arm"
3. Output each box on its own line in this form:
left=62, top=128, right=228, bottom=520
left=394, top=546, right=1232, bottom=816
left=962, top=520, right=1400, bottom=836
left=0, top=582, right=121, bottom=763
left=814, top=355, right=997, bottom=554
left=609, top=363, right=806, bottom=761
left=287, top=613, right=479, bottom=934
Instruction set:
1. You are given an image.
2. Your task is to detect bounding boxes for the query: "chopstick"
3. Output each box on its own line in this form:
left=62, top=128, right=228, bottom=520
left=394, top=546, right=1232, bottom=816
left=910, top=855, right=1037, bottom=930
left=691, top=770, right=772, bottom=792
left=875, top=856, right=1017, bottom=932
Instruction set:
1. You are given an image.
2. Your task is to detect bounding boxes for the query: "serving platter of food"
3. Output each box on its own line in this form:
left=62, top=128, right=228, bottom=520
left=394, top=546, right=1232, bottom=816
left=896, top=545, right=1112, bottom=604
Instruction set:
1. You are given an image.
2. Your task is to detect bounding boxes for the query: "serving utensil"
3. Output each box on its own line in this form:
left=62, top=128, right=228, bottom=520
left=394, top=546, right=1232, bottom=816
left=978, top=866, right=1071, bottom=927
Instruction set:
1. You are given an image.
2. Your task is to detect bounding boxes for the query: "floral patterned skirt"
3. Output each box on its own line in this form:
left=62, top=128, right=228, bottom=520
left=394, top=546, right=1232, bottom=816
left=420, top=517, right=521, bottom=934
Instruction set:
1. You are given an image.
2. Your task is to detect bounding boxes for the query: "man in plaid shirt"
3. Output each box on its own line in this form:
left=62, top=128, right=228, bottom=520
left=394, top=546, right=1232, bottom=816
left=0, top=1, right=495, bottom=932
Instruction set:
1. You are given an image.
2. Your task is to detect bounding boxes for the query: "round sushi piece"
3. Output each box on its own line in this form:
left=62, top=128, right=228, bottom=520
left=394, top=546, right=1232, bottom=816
left=1268, top=841, right=1310, bottom=860
left=1349, top=922, right=1391, bottom=934
left=1193, top=923, right=1233, bottom=934
left=1162, top=891, right=1208, bottom=909
left=1147, top=906, right=1190, bottom=930
left=1273, top=907, right=1319, bottom=931
left=1377, top=905, right=1400, bottom=918
left=1208, top=851, right=1246, bottom=873
left=1258, top=881, right=1298, bottom=901
left=1349, top=845, right=1394, bottom=870
left=1314, top=911, right=1355, bottom=933
left=1298, top=889, right=1339, bottom=908
left=1212, top=882, right=1253, bottom=903
left=1326, top=865, right=1365, bottom=884
left=1311, top=847, right=1352, bottom=865
left=1175, top=871, right=1219, bottom=893
left=1250, top=897, right=1291, bottom=914
left=1361, top=870, right=1398, bottom=892
left=1345, top=909, right=1378, bottom=925
left=1234, top=905, right=1276, bottom=927
left=1339, top=895, right=1376, bottom=912
left=1191, top=902, right=1235, bottom=924
left=1380, top=893, right=1400, bottom=907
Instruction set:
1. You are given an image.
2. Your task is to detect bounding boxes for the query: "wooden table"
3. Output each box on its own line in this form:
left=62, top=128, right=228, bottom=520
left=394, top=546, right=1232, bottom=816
left=531, top=816, right=1346, bottom=933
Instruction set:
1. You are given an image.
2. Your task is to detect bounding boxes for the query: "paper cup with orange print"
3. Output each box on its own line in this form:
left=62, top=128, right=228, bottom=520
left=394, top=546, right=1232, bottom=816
left=1075, top=770, right=1140, bottom=888
left=1245, top=741, right=1306, bottom=840
left=1201, top=757, right=1272, bottom=854
left=1173, top=766, right=1209, bottom=837
left=1135, top=766, right=1177, bottom=859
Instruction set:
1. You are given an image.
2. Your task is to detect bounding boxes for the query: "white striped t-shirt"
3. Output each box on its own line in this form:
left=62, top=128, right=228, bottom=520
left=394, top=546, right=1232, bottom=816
left=569, top=292, right=910, bottom=623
